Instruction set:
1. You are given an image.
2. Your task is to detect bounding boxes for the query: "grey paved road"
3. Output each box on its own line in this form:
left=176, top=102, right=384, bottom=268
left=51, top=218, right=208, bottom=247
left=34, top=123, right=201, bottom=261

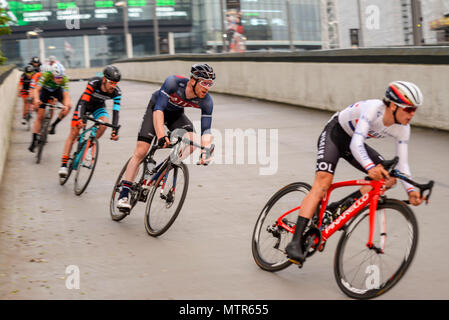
left=1, top=80, right=448, bottom=300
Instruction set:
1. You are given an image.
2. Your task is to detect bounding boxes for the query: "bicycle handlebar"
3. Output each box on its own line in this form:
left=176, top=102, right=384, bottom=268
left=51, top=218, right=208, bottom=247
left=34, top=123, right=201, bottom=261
left=152, top=131, right=215, bottom=166
left=365, top=156, right=435, bottom=203
left=83, top=115, right=121, bottom=130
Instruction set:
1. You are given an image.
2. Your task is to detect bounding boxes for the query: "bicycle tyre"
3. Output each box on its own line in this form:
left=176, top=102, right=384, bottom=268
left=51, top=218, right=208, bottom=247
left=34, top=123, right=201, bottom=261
left=59, top=156, right=74, bottom=186
left=144, top=162, right=189, bottom=237
left=74, top=138, right=99, bottom=196
left=252, top=182, right=312, bottom=272
left=36, top=118, right=49, bottom=164
left=109, top=158, right=144, bottom=221
left=334, top=199, right=418, bottom=299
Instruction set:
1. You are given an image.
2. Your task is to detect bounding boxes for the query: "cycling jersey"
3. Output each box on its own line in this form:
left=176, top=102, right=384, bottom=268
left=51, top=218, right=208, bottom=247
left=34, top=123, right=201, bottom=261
left=37, top=71, right=69, bottom=92
left=30, top=72, right=42, bottom=90
left=335, top=99, right=414, bottom=192
left=72, top=77, right=122, bottom=128
left=137, top=75, right=214, bottom=144
left=19, top=73, right=33, bottom=96
left=153, top=75, right=213, bottom=135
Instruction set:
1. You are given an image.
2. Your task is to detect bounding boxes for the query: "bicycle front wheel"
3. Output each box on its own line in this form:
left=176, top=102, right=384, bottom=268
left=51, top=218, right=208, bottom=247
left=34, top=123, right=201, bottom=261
left=252, top=182, right=311, bottom=272
left=74, top=138, right=99, bottom=196
left=144, top=162, right=189, bottom=237
left=334, top=199, right=418, bottom=299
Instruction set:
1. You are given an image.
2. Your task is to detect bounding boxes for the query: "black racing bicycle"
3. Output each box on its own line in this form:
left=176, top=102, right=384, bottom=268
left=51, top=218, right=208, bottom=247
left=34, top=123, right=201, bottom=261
left=110, top=133, right=214, bottom=237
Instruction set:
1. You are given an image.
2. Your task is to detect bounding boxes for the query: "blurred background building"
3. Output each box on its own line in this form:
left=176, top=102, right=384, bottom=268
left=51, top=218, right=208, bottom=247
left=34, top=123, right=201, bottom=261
left=0, top=0, right=448, bottom=68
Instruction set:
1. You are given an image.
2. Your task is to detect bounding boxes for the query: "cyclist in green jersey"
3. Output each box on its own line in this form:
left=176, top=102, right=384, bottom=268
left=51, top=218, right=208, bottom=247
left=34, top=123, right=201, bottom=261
left=29, top=63, right=72, bottom=153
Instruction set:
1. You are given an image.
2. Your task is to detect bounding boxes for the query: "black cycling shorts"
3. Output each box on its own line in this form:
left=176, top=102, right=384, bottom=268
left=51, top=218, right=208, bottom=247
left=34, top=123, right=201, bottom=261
left=315, top=115, right=384, bottom=174
left=39, top=87, right=64, bottom=109
left=137, top=98, right=194, bottom=144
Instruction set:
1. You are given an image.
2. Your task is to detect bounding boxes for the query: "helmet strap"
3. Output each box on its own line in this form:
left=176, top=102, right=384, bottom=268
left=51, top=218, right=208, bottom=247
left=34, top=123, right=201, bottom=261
left=192, top=78, right=199, bottom=98
left=392, top=105, right=401, bottom=125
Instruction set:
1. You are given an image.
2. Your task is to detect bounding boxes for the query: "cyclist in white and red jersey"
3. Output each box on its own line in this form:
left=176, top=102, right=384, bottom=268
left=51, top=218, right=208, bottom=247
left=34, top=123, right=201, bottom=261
left=286, top=81, right=427, bottom=265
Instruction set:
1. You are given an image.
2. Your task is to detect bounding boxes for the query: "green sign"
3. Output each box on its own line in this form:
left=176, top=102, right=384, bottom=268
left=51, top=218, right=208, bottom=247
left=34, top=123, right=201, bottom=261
left=128, top=0, right=146, bottom=6
left=157, top=0, right=176, bottom=5
left=57, top=2, right=77, bottom=10
left=23, top=3, right=43, bottom=11
left=95, top=1, right=115, bottom=8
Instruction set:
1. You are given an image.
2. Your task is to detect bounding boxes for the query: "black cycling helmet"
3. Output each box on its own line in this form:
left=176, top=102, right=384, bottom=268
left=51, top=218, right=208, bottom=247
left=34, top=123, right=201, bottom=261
left=30, top=56, right=41, bottom=65
left=24, top=64, right=35, bottom=73
left=103, top=65, right=121, bottom=82
left=190, top=63, right=215, bottom=80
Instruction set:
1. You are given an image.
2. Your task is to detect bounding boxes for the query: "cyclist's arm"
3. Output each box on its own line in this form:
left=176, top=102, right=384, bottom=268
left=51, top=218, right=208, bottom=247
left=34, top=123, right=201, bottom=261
left=395, top=127, right=415, bottom=193
left=200, top=96, right=214, bottom=161
left=111, top=91, right=121, bottom=130
left=78, top=81, right=95, bottom=121
left=153, top=76, right=178, bottom=141
left=200, top=95, right=213, bottom=146
left=62, top=91, right=72, bottom=109
left=33, top=84, right=42, bottom=104
left=349, top=113, right=377, bottom=172
left=153, top=110, right=166, bottom=140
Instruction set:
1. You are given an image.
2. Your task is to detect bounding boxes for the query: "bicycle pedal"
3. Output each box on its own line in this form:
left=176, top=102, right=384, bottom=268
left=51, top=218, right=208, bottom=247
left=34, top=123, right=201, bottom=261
left=288, top=258, right=303, bottom=268
left=118, top=208, right=131, bottom=215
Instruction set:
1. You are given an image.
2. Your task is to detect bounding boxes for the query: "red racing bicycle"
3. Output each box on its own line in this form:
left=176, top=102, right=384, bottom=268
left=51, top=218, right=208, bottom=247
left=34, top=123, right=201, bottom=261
left=252, top=157, right=434, bottom=299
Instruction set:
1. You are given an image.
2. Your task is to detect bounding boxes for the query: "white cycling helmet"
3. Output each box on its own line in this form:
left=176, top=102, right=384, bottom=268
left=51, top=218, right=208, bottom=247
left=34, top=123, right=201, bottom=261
left=41, top=64, right=52, bottom=73
left=385, top=81, right=423, bottom=108
left=51, top=63, right=65, bottom=77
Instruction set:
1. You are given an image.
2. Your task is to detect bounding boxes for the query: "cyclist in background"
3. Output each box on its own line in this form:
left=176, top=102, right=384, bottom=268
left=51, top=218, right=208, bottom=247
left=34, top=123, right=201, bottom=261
left=116, top=63, right=215, bottom=211
left=29, top=63, right=72, bottom=153
left=58, top=65, right=122, bottom=178
left=29, top=56, right=41, bottom=72
left=17, top=64, right=35, bottom=125
left=285, top=81, right=427, bottom=265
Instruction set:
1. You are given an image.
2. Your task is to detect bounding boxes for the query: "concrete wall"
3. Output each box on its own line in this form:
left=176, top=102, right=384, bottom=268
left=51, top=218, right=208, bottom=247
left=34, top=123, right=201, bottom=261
left=0, top=68, right=20, bottom=184
left=66, top=67, right=104, bottom=80
left=113, top=50, right=449, bottom=131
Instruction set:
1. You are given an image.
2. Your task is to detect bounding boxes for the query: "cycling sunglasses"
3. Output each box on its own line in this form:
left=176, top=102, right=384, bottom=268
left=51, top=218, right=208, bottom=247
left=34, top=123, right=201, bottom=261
left=198, top=79, right=214, bottom=88
left=402, top=106, right=418, bottom=113
left=105, top=79, right=118, bottom=86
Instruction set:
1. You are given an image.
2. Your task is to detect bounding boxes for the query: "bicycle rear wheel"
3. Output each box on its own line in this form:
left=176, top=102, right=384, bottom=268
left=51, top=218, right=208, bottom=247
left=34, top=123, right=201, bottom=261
left=144, top=162, right=189, bottom=237
left=36, top=118, right=49, bottom=164
left=252, top=182, right=311, bottom=272
left=110, top=158, right=144, bottom=221
left=59, top=156, right=74, bottom=186
left=334, top=199, right=418, bottom=299
left=26, top=112, right=32, bottom=132
left=74, top=138, right=99, bottom=195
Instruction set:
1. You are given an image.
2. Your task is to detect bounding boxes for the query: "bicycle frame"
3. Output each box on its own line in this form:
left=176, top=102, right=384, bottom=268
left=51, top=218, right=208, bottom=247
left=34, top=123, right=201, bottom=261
left=73, top=125, right=98, bottom=169
left=276, top=178, right=387, bottom=250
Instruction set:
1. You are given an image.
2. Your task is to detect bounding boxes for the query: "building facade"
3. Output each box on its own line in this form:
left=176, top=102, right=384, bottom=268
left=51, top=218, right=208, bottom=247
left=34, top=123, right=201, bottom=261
left=0, top=0, right=322, bottom=68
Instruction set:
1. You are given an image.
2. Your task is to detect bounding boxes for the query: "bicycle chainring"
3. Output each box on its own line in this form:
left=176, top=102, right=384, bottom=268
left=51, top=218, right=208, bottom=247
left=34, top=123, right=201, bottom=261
left=302, top=226, right=322, bottom=258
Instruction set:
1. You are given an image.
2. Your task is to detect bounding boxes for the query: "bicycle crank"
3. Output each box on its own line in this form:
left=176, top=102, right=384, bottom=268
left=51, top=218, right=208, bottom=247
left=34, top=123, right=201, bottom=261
left=302, top=226, right=322, bottom=258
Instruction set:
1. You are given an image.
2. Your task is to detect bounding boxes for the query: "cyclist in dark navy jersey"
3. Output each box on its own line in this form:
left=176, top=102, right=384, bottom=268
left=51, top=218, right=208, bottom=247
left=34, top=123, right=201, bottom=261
left=116, top=63, right=215, bottom=211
